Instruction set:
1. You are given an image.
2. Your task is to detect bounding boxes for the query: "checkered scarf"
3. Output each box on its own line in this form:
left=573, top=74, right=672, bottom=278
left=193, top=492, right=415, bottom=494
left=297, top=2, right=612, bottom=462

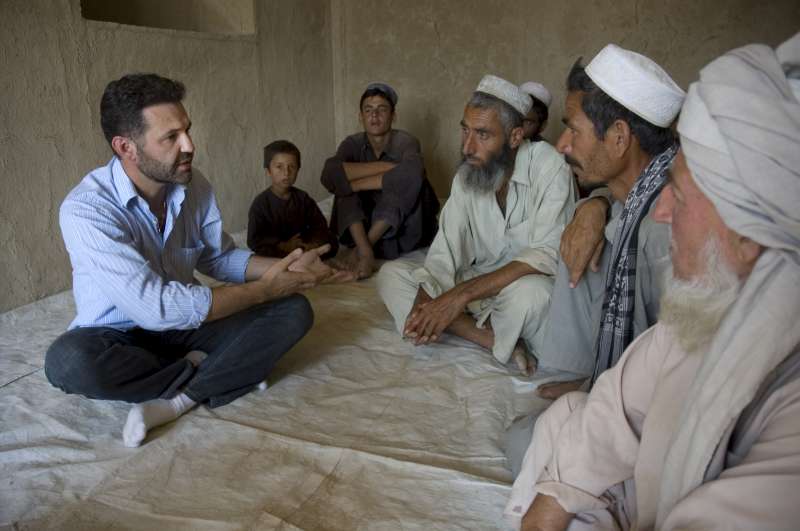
left=591, top=143, right=678, bottom=384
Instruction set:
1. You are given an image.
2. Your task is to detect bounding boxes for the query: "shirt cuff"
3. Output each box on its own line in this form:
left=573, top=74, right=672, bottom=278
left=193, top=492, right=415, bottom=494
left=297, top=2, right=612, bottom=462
left=411, top=267, right=444, bottom=298
left=225, top=248, right=254, bottom=283
left=535, top=480, right=609, bottom=515
left=188, top=285, right=213, bottom=328
left=513, top=248, right=558, bottom=276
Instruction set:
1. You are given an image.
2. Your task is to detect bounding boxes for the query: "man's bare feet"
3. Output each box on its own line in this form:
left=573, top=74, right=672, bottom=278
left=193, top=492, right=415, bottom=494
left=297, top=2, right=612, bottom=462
left=336, top=247, right=375, bottom=279
left=511, top=340, right=537, bottom=377
left=536, top=378, right=586, bottom=400
left=354, top=247, right=375, bottom=279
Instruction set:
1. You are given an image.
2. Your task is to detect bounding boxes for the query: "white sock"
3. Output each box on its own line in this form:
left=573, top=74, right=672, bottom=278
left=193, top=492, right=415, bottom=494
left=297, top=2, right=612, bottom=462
left=256, top=381, right=268, bottom=392
left=184, top=350, right=207, bottom=367
left=123, top=393, right=197, bottom=447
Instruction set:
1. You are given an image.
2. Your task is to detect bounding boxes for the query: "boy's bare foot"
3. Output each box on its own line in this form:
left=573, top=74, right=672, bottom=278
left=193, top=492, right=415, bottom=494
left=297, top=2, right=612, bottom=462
left=536, top=378, right=586, bottom=400
left=511, top=340, right=537, bottom=376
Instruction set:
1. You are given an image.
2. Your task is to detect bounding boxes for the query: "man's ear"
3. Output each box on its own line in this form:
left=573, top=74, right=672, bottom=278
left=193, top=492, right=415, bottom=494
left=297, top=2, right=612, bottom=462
left=111, top=136, right=137, bottom=161
left=735, top=234, right=764, bottom=272
left=606, top=119, right=632, bottom=159
left=509, top=126, right=525, bottom=149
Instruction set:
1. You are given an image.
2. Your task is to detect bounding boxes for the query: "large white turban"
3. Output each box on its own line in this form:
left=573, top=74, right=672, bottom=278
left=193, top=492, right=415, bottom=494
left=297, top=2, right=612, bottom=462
left=658, top=32, right=800, bottom=528
left=678, top=33, right=800, bottom=257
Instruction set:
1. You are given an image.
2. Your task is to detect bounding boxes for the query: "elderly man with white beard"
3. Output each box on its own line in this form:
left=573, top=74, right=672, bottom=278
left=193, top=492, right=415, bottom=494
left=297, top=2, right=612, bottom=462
left=504, top=34, right=800, bottom=531
left=377, top=75, right=574, bottom=374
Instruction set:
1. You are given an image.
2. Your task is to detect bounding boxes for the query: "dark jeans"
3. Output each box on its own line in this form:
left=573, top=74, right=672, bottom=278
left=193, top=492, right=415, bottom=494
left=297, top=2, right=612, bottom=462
left=45, top=294, right=313, bottom=409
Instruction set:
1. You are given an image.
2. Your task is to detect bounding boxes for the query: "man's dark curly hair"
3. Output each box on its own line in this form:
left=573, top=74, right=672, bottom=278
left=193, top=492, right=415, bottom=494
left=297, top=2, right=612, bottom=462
left=566, top=59, right=674, bottom=156
left=100, top=73, right=185, bottom=146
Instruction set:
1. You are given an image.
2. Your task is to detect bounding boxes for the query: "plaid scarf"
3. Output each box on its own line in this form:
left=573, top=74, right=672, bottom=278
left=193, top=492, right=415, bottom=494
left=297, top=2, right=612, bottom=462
left=591, top=143, right=678, bottom=384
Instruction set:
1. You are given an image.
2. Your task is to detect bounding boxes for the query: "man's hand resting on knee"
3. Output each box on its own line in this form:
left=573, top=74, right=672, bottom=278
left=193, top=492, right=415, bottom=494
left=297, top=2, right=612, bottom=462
left=560, top=197, right=609, bottom=288
left=403, top=286, right=468, bottom=345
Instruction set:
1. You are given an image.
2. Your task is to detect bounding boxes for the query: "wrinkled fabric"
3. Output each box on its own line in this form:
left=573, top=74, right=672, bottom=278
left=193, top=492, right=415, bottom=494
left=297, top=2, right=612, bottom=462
left=657, top=33, right=800, bottom=526
left=505, top=323, right=800, bottom=530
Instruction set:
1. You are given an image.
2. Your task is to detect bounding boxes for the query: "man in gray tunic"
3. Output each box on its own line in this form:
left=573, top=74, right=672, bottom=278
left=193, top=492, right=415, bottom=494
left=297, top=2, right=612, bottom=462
left=320, top=82, right=439, bottom=279
left=506, top=45, right=685, bottom=473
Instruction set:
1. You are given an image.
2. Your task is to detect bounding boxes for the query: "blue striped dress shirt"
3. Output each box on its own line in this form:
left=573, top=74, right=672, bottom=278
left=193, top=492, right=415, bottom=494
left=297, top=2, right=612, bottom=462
left=60, top=157, right=252, bottom=331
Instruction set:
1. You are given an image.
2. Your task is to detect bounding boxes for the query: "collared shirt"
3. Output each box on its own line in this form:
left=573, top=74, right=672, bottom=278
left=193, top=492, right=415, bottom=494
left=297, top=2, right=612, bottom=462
left=413, top=139, right=574, bottom=297
left=60, top=157, right=252, bottom=331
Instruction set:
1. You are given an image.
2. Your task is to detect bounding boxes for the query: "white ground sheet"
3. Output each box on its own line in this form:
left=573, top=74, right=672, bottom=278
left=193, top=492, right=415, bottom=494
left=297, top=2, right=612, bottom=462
left=1, top=222, right=581, bottom=530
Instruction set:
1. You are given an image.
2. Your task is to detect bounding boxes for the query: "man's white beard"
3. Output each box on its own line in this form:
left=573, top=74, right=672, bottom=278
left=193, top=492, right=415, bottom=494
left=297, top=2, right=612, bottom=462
left=660, top=236, right=742, bottom=354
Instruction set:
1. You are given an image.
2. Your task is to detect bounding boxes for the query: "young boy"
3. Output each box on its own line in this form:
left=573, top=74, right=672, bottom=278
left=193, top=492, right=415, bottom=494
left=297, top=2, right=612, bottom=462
left=248, top=140, right=338, bottom=259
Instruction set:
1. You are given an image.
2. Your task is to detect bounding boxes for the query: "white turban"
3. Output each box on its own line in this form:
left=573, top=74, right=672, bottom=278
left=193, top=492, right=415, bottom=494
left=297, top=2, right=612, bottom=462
left=519, top=81, right=552, bottom=108
left=586, top=44, right=685, bottom=127
left=476, top=75, right=532, bottom=116
left=678, top=32, right=800, bottom=256
left=658, top=32, right=800, bottom=528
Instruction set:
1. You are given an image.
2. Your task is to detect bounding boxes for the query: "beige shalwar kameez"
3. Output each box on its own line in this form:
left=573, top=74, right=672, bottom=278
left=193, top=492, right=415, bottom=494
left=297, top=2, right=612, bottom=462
left=505, top=322, right=800, bottom=530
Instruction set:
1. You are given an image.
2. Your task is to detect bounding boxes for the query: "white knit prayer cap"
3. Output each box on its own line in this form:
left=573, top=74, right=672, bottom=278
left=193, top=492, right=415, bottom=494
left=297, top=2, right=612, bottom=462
left=586, top=44, right=685, bottom=127
left=519, top=81, right=552, bottom=108
left=476, top=75, right=532, bottom=116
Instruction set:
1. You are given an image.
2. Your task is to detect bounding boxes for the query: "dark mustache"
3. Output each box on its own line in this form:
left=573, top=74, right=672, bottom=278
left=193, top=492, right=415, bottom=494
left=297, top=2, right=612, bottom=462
left=563, top=154, right=582, bottom=170
left=176, top=153, right=193, bottom=165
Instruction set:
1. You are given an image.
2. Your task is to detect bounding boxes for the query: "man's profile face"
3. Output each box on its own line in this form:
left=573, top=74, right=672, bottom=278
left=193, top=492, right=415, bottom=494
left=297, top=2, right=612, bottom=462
left=134, top=102, right=194, bottom=185
left=359, top=95, right=394, bottom=137
left=653, top=150, right=738, bottom=281
left=556, top=91, right=612, bottom=187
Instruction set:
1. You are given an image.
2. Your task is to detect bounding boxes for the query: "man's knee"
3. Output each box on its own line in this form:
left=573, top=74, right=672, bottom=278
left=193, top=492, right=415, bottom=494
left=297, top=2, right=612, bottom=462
left=497, top=275, right=554, bottom=325
left=376, top=260, right=420, bottom=329
left=273, top=293, right=314, bottom=340
left=44, top=330, right=111, bottom=396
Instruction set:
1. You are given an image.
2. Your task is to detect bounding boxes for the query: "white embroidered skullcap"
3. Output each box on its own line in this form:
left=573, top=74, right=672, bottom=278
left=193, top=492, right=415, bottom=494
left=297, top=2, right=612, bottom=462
left=586, top=44, right=685, bottom=127
left=476, top=74, right=531, bottom=116
left=519, top=81, right=552, bottom=108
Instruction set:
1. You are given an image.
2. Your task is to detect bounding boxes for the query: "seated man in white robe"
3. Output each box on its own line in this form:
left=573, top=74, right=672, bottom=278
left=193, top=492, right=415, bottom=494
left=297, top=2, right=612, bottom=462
left=377, top=75, right=574, bottom=374
left=505, top=34, right=800, bottom=531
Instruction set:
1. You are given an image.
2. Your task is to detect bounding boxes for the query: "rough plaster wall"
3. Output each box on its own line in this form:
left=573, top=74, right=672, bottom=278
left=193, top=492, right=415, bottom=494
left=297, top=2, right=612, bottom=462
left=0, top=0, right=95, bottom=313
left=331, top=0, right=800, bottom=198
left=256, top=0, right=335, bottom=200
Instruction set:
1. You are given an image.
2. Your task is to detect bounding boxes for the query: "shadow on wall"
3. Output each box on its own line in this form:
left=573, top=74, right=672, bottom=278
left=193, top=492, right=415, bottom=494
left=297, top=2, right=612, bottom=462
left=80, top=0, right=254, bottom=35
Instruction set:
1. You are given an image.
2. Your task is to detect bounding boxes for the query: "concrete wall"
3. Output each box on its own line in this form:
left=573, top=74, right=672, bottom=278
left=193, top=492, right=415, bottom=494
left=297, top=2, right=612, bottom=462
left=2, top=0, right=799, bottom=312
left=0, top=0, right=334, bottom=312
left=330, top=0, right=800, bottom=198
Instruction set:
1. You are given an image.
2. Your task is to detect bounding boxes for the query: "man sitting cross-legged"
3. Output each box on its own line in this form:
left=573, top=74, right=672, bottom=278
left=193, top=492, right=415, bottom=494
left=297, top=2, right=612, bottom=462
left=45, top=74, right=344, bottom=448
left=320, top=82, right=439, bottom=279
left=378, top=75, right=574, bottom=375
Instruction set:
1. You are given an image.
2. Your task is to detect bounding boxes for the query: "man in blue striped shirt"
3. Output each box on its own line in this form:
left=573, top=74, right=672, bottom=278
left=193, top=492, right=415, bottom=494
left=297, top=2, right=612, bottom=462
left=46, top=73, right=341, bottom=447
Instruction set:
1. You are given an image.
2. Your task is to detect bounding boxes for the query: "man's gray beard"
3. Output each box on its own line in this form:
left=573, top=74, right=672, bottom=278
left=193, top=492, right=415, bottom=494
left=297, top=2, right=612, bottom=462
left=659, top=237, right=742, bottom=354
left=459, top=142, right=515, bottom=193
